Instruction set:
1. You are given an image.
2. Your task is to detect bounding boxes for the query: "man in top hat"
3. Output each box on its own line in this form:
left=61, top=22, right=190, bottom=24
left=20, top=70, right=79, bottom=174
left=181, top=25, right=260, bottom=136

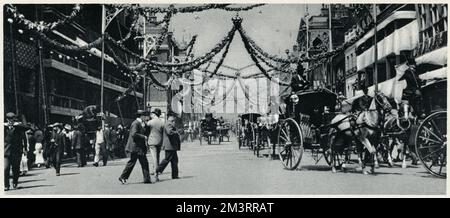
left=352, top=74, right=372, bottom=114
left=290, top=64, right=310, bottom=92
left=119, top=110, right=151, bottom=184
left=146, top=108, right=164, bottom=176
left=4, top=112, right=27, bottom=191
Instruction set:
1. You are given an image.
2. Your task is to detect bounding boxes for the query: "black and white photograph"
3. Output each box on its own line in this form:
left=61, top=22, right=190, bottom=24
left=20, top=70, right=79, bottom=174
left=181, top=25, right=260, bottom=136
left=1, top=2, right=447, bottom=196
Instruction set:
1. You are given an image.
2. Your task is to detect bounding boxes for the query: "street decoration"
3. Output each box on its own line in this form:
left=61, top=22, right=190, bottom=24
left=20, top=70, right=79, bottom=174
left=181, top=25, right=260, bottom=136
left=5, top=4, right=81, bottom=32
left=5, top=3, right=372, bottom=94
left=109, top=4, right=264, bottom=15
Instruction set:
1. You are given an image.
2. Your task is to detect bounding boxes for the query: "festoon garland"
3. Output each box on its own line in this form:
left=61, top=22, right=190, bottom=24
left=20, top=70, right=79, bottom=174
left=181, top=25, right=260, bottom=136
left=234, top=17, right=291, bottom=86
left=109, top=4, right=264, bottom=15
left=5, top=4, right=81, bottom=32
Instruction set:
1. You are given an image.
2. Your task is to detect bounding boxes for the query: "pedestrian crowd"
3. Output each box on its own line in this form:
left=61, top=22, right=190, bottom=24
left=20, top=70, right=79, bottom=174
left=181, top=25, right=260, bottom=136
left=4, top=108, right=183, bottom=191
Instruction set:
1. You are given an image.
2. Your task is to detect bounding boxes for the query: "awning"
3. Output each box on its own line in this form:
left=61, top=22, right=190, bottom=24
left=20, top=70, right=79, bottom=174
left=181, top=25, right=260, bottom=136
left=356, top=11, right=417, bottom=47
left=415, top=46, right=447, bottom=66
left=419, top=67, right=447, bottom=82
left=357, top=19, right=419, bottom=70
left=352, top=77, right=407, bottom=103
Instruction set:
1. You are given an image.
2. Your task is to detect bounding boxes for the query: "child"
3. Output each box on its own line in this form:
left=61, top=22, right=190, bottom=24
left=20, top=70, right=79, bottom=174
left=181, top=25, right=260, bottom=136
left=34, top=142, right=45, bottom=168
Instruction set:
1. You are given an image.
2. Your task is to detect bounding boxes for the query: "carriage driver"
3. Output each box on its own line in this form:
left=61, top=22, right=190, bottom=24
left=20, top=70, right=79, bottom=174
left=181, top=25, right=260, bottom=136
left=351, top=85, right=372, bottom=114
left=290, top=64, right=310, bottom=93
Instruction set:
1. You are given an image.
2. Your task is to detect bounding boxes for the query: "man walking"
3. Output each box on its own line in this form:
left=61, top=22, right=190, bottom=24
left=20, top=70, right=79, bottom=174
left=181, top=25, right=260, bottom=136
left=156, top=112, right=181, bottom=181
left=93, top=125, right=108, bottom=167
left=4, top=112, right=27, bottom=191
left=72, top=124, right=85, bottom=167
left=119, top=110, right=151, bottom=184
left=51, top=123, right=65, bottom=176
left=146, top=108, right=164, bottom=176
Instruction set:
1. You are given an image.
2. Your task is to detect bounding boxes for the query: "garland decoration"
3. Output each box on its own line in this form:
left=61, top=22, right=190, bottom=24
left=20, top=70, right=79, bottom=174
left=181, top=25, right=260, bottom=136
left=106, top=26, right=237, bottom=74
left=116, top=8, right=141, bottom=44
left=5, top=4, right=82, bottom=32
left=109, top=4, right=264, bottom=15
left=36, top=31, right=103, bottom=52
left=234, top=17, right=291, bottom=86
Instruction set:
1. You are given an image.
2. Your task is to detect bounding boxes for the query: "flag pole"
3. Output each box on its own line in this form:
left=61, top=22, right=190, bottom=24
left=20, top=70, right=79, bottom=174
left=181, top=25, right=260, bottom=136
left=101, top=4, right=105, bottom=128
left=373, top=4, right=378, bottom=93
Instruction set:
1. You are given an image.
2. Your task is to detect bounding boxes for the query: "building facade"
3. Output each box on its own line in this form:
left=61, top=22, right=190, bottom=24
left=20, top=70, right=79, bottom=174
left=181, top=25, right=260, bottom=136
left=343, top=4, right=447, bottom=100
left=4, top=5, right=178, bottom=127
left=295, top=4, right=358, bottom=90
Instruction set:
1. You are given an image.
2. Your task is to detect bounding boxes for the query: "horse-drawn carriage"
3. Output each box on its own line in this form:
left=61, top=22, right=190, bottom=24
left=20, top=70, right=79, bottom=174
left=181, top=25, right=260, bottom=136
left=272, top=89, right=339, bottom=169
left=377, top=66, right=447, bottom=178
left=217, top=122, right=231, bottom=143
left=414, top=79, right=447, bottom=178
left=199, top=113, right=220, bottom=145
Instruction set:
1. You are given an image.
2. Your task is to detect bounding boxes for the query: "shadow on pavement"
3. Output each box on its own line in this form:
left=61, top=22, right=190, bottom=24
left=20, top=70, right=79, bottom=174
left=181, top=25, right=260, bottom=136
left=300, top=165, right=332, bottom=171
left=19, top=179, right=46, bottom=184
left=19, top=172, right=42, bottom=177
left=59, top=172, right=80, bottom=176
left=9, top=184, right=54, bottom=191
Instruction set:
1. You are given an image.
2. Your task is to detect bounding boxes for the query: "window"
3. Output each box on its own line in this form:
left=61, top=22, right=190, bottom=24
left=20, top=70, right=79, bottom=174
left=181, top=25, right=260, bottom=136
left=346, top=56, right=349, bottom=71
left=350, top=53, right=354, bottom=69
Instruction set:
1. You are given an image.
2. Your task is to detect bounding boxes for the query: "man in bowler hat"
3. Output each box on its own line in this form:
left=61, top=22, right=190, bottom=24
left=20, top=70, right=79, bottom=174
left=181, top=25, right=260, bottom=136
left=4, top=112, right=27, bottom=191
left=119, top=110, right=151, bottom=184
left=156, top=112, right=181, bottom=181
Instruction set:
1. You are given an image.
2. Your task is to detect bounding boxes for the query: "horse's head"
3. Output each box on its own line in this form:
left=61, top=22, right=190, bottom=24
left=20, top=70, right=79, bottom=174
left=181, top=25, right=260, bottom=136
left=395, top=62, right=421, bottom=89
left=372, top=92, right=392, bottom=112
left=397, top=101, right=413, bottom=130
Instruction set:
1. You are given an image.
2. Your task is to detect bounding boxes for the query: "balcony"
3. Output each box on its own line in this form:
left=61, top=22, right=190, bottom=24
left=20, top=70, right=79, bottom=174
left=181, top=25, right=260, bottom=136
left=346, top=67, right=357, bottom=76
left=49, top=93, right=85, bottom=116
left=47, top=50, right=89, bottom=73
left=45, top=50, right=143, bottom=98
left=414, top=31, right=447, bottom=57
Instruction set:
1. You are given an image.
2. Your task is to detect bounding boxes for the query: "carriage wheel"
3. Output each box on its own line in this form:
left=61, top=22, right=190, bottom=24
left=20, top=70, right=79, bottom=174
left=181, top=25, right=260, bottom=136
left=415, top=111, right=447, bottom=178
left=276, top=118, right=303, bottom=170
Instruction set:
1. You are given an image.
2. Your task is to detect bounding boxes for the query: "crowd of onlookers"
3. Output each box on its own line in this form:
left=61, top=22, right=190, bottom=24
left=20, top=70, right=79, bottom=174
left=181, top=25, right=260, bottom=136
left=23, top=121, right=129, bottom=170
left=4, top=111, right=132, bottom=191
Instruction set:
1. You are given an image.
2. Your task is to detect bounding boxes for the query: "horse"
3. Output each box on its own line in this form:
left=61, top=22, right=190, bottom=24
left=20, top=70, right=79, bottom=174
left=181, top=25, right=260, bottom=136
left=378, top=99, right=420, bottom=169
left=375, top=61, right=423, bottom=168
left=328, top=91, right=393, bottom=174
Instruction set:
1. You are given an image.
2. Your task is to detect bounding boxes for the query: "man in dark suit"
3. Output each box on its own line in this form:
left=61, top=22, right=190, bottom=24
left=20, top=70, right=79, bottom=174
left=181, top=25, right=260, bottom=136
left=72, top=124, right=85, bottom=167
left=352, top=87, right=372, bottom=113
left=4, top=112, right=27, bottom=191
left=51, top=123, right=65, bottom=176
left=156, top=112, right=181, bottom=181
left=119, top=110, right=151, bottom=184
left=290, top=64, right=310, bottom=92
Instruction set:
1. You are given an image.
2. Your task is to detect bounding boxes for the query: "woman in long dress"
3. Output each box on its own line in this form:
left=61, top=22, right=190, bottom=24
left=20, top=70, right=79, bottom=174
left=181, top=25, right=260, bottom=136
left=34, top=129, right=45, bottom=167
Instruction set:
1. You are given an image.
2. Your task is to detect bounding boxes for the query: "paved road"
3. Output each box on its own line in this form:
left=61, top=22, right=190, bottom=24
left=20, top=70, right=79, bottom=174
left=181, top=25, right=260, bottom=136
left=6, top=138, right=446, bottom=195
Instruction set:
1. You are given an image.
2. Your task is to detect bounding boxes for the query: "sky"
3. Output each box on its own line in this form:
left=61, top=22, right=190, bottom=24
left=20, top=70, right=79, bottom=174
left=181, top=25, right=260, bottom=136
left=159, top=4, right=321, bottom=71
left=154, top=4, right=322, bottom=114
